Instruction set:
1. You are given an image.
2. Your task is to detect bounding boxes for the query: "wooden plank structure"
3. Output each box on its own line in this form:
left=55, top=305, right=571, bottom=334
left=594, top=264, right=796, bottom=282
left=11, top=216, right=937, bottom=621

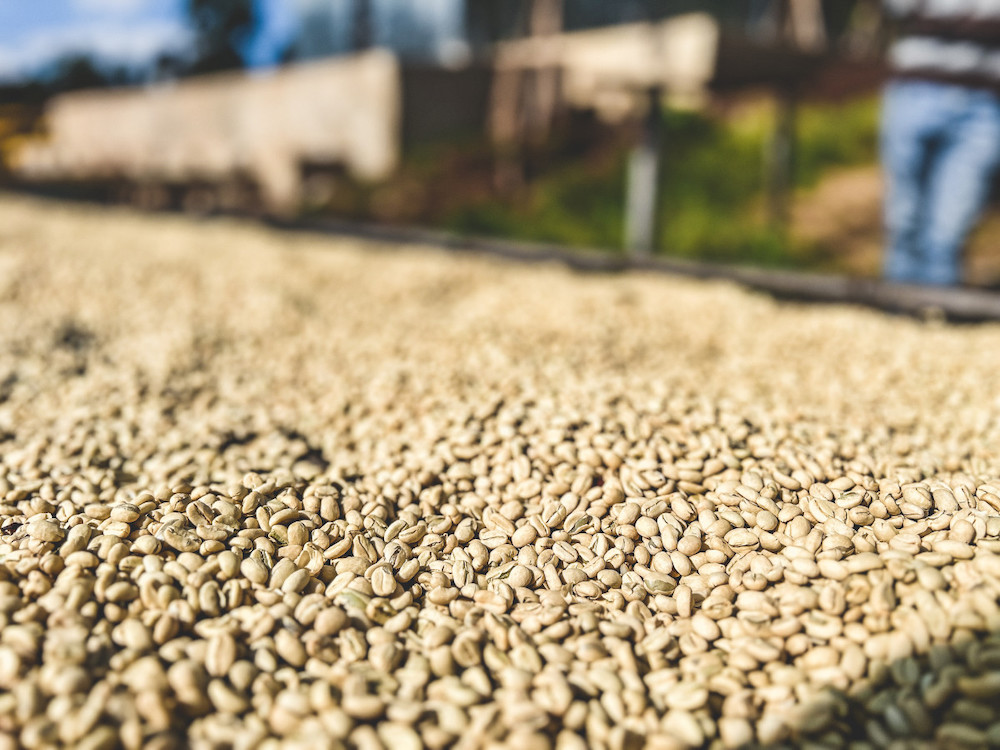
left=489, top=12, right=720, bottom=255
left=485, top=4, right=863, bottom=255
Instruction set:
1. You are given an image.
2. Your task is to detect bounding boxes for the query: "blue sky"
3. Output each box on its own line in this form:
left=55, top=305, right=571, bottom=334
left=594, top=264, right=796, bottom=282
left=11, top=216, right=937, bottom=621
left=0, top=0, right=298, bottom=81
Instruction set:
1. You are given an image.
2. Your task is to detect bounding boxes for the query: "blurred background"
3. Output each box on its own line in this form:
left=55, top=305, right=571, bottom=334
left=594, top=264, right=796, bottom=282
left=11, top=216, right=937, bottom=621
left=2, top=0, right=996, bottom=282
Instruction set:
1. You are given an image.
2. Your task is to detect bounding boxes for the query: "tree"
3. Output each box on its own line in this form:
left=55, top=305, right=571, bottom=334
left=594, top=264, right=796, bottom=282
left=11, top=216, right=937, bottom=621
left=46, top=54, right=110, bottom=93
left=153, top=52, right=188, bottom=82
left=463, top=0, right=525, bottom=53
left=351, top=0, right=373, bottom=51
left=186, top=0, right=256, bottom=75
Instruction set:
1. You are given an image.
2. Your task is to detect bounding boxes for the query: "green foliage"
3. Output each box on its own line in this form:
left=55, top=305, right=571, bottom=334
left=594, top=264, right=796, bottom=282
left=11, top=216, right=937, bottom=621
left=449, top=157, right=628, bottom=250
left=44, top=55, right=109, bottom=92
left=445, top=96, right=880, bottom=268
left=795, top=96, right=879, bottom=186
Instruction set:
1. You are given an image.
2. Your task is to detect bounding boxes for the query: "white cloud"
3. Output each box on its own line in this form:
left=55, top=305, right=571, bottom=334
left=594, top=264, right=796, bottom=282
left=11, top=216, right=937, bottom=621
left=0, top=19, right=192, bottom=80
left=0, top=49, right=20, bottom=80
left=73, top=0, right=154, bottom=15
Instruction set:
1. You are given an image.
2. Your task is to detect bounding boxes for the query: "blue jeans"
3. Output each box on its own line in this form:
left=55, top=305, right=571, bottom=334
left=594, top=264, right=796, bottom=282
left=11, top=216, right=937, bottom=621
left=882, top=80, right=1000, bottom=286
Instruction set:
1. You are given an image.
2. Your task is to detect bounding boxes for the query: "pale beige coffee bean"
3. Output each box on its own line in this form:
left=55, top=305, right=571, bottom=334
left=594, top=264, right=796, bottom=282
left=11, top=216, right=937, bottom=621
left=370, top=565, right=397, bottom=598
left=342, top=694, right=385, bottom=720
left=241, top=558, right=268, bottom=585
left=281, top=568, right=311, bottom=594
left=110, top=504, right=141, bottom=524
left=28, top=519, right=65, bottom=543
left=206, top=632, right=237, bottom=678
left=8, top=196, right=1000, bottom=749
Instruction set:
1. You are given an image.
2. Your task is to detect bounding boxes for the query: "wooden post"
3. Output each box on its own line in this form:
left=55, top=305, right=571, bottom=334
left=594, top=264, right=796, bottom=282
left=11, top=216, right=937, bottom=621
left=787, top=0, right=827, bottom=51
left=488, top=0, right=563, bottom=195
left=524, top=0, right=563, bottom=145
left=766, top=85, right=795, bottom=233
left=625, top=87, right=663, bottom=257
left=763, top=0, right=825, bottom=234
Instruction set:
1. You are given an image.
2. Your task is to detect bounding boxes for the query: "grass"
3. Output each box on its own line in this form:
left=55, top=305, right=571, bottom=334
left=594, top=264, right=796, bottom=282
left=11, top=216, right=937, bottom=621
left=444, top=95, right=880, bottom=268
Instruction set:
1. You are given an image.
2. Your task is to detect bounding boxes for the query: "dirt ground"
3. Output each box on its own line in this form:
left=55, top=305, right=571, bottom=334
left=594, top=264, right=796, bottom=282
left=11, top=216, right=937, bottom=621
left=792, top=164, right=1000, bottom=285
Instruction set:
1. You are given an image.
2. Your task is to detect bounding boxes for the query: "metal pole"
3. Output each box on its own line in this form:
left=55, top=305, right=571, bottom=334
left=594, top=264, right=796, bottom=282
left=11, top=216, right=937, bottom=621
left=625, top=87, right=663, bottom=257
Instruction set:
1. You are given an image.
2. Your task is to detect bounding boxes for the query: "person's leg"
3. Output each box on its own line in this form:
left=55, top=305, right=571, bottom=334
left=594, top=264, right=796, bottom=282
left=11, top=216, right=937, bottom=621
left=919, top=90, right=1000, bottom=286
left=880, top=82, right=942, bottom=284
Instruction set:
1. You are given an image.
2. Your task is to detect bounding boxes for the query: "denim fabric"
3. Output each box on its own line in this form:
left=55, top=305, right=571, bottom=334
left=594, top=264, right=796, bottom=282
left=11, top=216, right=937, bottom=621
left=882, top=80, right=1000, bottom=285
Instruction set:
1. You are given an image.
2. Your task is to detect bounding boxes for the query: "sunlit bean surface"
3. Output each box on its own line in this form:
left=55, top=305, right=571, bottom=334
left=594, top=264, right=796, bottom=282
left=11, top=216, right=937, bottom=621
left=2, top=197, right=1000, bottom=749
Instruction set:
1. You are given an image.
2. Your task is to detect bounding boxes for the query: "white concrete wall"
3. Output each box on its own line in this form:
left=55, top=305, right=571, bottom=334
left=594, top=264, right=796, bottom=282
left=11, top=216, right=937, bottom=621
left=494, top=14, right=719, bottom=123
left=12, top=50, right=402, bottom=212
